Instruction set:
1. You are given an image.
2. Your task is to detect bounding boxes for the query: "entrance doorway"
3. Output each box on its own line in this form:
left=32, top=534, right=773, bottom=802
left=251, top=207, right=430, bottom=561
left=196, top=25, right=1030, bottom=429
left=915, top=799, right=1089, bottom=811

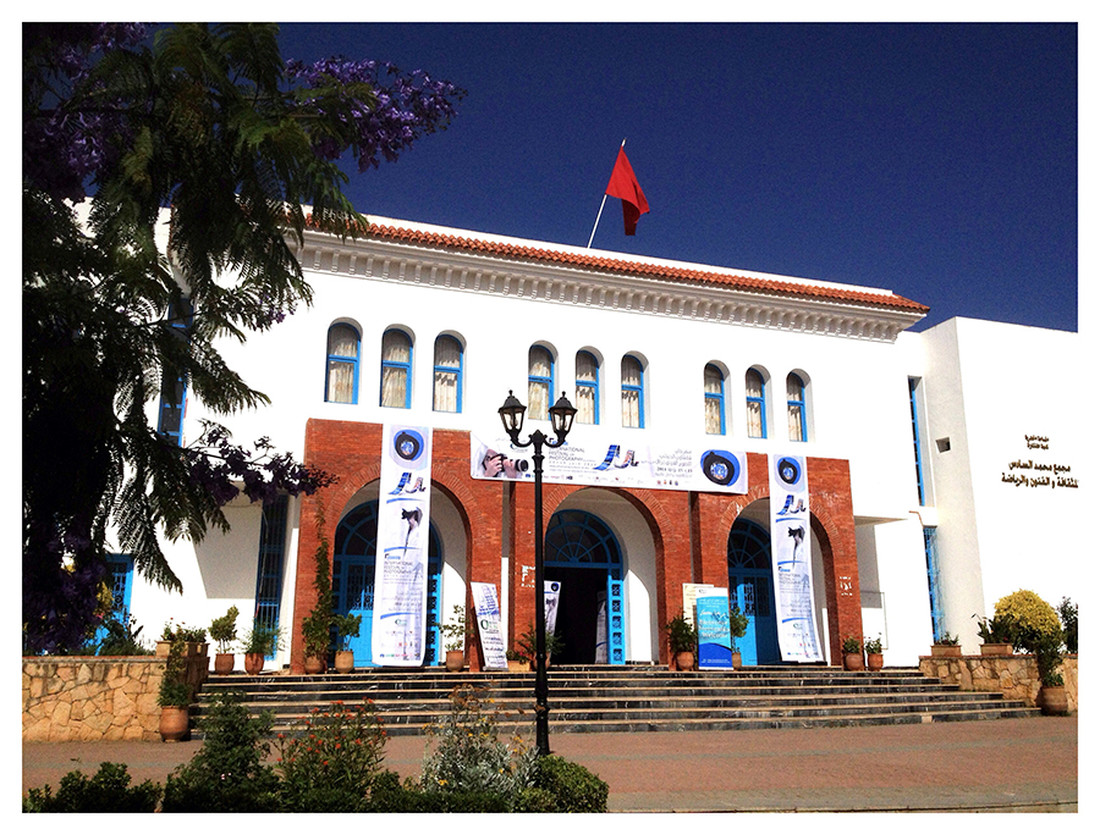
left=544, top=509, right=625, bottom=665
left=727, top=518, right=781, bottom=665
left=333, top=501, right=442, bottom=667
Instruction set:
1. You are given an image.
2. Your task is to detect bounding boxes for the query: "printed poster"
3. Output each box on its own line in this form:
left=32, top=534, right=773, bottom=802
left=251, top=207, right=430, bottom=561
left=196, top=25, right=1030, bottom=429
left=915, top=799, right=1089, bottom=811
left=372, top=425, right=432, bottom=666
left=696, top=589, right=733, bottom=669
left=769, top=454, right=823, bottom=662
left=471, top=582, right=509, bottom=671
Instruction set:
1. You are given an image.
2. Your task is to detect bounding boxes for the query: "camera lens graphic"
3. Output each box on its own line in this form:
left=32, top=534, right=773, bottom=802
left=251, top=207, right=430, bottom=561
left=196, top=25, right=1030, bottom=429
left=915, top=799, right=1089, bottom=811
left=777, top=457, right=801, bottom=486
left=701, top=451, right=739, bottom=486
left=393, top=430, right=423, bottom=461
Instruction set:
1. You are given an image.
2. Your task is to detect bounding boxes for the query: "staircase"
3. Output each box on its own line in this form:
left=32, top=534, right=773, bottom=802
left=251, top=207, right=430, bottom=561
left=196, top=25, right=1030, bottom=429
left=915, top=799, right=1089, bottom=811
left=192, top=664, right=1038, bottom=737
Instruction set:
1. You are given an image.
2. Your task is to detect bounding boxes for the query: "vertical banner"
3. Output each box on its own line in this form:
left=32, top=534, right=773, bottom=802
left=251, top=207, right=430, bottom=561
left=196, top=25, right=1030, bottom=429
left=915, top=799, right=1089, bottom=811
left=545, top=581, right=561, bottom=637
left=372, top=426, right=432, bottom=666
left=595, top=592, right=608, bottom=663
left=471, top=582, right=509, bottom=670
left=696, top=589, right=733, bottom=669
left=769, top=455, right=823, bottom=662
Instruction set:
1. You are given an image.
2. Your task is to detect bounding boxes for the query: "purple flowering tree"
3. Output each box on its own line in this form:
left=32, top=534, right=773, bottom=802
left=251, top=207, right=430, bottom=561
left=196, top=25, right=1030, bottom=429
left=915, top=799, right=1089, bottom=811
left=23, top=23, right=464, bottom=653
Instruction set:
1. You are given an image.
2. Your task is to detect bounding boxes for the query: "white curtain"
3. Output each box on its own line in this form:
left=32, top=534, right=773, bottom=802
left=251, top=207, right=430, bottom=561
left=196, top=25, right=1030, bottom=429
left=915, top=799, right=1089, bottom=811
left=528, top=346, right=551, bottom=420
left=621, top=356, right=641, bottom=428
left=704, top=365, right=723, bottom=434
left=787, top=373, right=805, bottom=442
left=575, top=352, right=598, bottom=424
left=433, top=335, right=461, bottom=412
left=381, top=331, right=411, bottom=408
left=745, top=369, right=764, bottom=438
left=326, top=324, right=358, bottom=403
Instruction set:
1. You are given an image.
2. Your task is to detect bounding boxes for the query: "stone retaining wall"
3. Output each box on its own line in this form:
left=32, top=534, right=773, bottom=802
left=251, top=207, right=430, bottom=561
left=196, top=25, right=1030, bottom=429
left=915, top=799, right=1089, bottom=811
left=22, top=651, right=209, bottom=742
left=919, top=653, right=1078, bottom=712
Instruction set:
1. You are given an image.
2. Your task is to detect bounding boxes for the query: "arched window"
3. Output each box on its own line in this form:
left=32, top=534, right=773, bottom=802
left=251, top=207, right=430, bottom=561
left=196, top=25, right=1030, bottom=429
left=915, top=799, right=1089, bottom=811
left=528, top=345, right=554, bottom=421
left=745, top=368, right=767, bottom=439
left=787, top=372, right=807, bottom=442
left=433, top=334, right=463, bottom=413
left=325, top=322, right=360, bottom=404
left=704, top=364, right=725, bottom=435
left=380, top=329, right=412, bottom=408
left=575, top=350, right=600, bottom=425
left=621, top=354, right=644, bottom=428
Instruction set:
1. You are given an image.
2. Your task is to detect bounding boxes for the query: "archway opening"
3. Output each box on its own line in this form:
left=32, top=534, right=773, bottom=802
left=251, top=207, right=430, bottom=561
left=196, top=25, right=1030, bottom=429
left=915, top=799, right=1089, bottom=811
left=727, top=517, right=781, bottom=665
left=544, top=509, right=625, bottom=665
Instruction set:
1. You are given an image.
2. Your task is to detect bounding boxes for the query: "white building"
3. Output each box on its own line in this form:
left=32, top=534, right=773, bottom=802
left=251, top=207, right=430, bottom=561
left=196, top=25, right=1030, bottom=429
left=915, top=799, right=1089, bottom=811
left=113, top=214, right=1085, bottom=670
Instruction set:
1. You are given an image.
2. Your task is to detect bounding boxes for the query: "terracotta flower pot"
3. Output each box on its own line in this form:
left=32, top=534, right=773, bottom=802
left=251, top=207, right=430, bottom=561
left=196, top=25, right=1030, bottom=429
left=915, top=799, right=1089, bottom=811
left=675, top=650, right=695, bottom=671
left=866, top=652, right=884, bottom=671
left=159, top=706, right=190, bottom=742
left=304, top=655, right=326, bottom=675
left=334, top=650, right=354, bottom=674
left=980, top=643, right=1013, bottom=656
left=731, top=651, right=743, bottom=670
left=243, top=652, right=264, bottom=675
left=445, top=650, right=465, bottom=671
left=843, top=652, right=864, bottom=671
left=507, top=659, right=531, bottom=672
left=214, top=652, right=234, bottom=675
left=1038, top=685, right=1069, bottom=716
left=930, top=644, right=962, bottom=657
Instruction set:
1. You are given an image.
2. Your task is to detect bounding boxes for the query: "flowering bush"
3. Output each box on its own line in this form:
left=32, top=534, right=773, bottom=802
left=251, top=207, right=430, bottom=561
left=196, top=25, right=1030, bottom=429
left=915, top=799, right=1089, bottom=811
left=419, top=683, right=537, bottom=807
left=275, top=700, right=389, bottom=811
left=993, top=590, right=1062, bottom=651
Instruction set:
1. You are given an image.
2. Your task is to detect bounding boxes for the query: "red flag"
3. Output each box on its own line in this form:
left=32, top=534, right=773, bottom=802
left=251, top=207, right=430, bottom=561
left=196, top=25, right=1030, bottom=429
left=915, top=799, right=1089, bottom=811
left=604, top=147, right=649, bottom=235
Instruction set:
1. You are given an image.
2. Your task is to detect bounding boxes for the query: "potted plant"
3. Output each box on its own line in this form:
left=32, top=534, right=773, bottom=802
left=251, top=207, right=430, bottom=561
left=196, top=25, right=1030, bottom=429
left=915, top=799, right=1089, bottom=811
left=332, top=612, right=361, bottom=674
left=841, top=635, right=863, bottom=670
left=157, top=638, right=191, bottom=741
left=930, top=633, right=961, bottom=657
left=242, top=621, right=283, bottom=675
left=993, top=590, right=1068, bottom=715
left=729, top=603, right=749, bottom=669
left=865, top=636, right=884, bottom=671
left=1034, top=634, right=1069, bottom=715
left=506, top=649, right=531, bottom=672
left=209, top=606, right=239, bottom=674
left=438, top=604, right=470, bottom=671
left=664, top=612, right=698, bottom=671
left=974, top=613, right=1014, bottom=656
left=516, top=626, right=564, bottom=669
left=301, top=518, right=335, bottom=674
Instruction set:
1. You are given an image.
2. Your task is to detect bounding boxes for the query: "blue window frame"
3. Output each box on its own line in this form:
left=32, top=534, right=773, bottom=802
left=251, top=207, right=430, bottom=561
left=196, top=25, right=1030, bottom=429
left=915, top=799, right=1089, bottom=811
left=924, top=526, right=944, bottom=641
left=746, top=368, right=767, bottom=439
left=433, top=334, right=463, bottom=413
left=92, top=554, right=135, bottom=648
left=528, top=344, right=554, bottom=421
left=157, top=299, right=193, bottom=445
left=380, top=329, right=413, bottom=408
left=704, top=363, right=725, bottom=435
left=621, top=354, right=644, bottom=428
left=575, top=350, right=600, bottom=425
left=909, top=377, right=927, bottom=505
left=253, top=495, right=289, bottom=657
left=325, top=323, right=360, bottom=404
left=786, top=372, right=807, bottom=442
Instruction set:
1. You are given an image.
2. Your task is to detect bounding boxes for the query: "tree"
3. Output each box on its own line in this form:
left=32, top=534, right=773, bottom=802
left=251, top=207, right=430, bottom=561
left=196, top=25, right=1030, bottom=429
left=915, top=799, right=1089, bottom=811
left=22, top=23, right=464, bottom=652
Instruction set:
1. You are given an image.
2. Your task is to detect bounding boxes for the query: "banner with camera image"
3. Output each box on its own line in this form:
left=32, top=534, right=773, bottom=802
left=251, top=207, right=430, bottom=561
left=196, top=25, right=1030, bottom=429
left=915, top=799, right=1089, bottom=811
left=373, top=425, right=433, bottom=666
left=769, top=454, right=823, bottom=662
left=470, top=430, right=747, bottom=494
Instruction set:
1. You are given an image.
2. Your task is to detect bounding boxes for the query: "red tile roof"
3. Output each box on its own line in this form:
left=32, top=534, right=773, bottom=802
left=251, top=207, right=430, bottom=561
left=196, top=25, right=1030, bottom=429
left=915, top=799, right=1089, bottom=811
left=306, top=216, right=929, bottom=314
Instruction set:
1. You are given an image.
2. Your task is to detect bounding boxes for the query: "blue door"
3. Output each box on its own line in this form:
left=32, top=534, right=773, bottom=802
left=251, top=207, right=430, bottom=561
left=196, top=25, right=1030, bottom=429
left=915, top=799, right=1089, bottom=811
left=333, top=501, right=441, bottom=667
left=727, top=519, right=781, bottom=665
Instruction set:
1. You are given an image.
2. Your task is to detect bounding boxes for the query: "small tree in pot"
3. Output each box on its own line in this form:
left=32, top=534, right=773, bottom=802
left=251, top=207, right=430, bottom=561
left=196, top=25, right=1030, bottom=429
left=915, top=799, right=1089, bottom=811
left=438, top=604, right=470, bottom=671
left=242, top=621, right=283, bottom=675
left=332, top=612, right=362, bottom=674
left=157, top=638, right=192, bottom=741
left=209, top=606, right=239, bottom=674
left=729, top=603, right=749, bottom=669
left=664, top=612, right=697, bottom=671
left=864, top=636, right=884, bottom=671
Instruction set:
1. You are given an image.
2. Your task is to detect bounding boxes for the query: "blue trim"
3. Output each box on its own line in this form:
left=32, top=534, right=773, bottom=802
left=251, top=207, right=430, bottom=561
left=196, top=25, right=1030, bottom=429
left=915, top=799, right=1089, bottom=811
left=576, top=350, right=600, bottom=425
left=380, top=329, right=413, bottom=408
left=909, top=377, right=926, bottom=505
left=621, top=354, right=645, bottom=429
left=325, top=323, right=360, bottom=404
left=787, top=373, right=807, bottom=442
left=727, top=519, right=781, bottom=665
left=156, top=300, right=192, bottom=445
left=746, top=368, right=767, bottom=439
left=92, top=554, right=135, bottom=648
left=923, top=526, right=944, bottom=640
left=528, top=344, right=554, bottom=420
left=253, top=495, right=289, bottom=658
left=433, top=334, right=463, bottom=413
left=704, top=363, right=726, bottom=435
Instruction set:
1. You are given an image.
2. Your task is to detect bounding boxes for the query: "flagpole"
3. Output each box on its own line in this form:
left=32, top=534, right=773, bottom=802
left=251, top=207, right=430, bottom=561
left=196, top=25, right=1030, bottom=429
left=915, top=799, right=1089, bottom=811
left=586, top=138, right=627, bottom=248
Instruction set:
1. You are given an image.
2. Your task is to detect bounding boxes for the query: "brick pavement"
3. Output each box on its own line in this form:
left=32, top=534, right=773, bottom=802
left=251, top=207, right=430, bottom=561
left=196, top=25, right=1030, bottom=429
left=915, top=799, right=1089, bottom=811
left=21, top=716, right=1077, bottom=812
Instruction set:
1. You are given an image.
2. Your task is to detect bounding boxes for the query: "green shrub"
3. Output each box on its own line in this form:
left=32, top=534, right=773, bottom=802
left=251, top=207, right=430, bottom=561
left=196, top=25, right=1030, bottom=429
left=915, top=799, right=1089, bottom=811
left=994, top=590, right=1062, bottom=652
left=1058, top=597, right=1078, bottom=654
left=275, top=700, right=388, bottom=811
left=368, top=773, right=513, bottom=813
left=23, top=762, right=161, bottom=812
left=525, top=754, right=609, bottom=813
left=161, top=691, right=280, bottom=812
left=97, top=615, right=153, bottom=656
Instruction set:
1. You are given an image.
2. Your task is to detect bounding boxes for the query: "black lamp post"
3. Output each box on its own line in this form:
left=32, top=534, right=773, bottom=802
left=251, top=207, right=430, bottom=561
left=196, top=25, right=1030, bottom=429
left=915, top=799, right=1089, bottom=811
left=498, top=389, right=576, bottom=756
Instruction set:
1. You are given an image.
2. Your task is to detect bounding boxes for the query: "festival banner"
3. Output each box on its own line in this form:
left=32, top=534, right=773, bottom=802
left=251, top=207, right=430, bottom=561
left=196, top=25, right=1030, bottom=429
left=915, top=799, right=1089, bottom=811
left=471, top=429, right=747, bottom=495
left=471, top=582, right=509, bottom=670
left=545, top=581, right=561, bottom=638
left=696, top=589, right=734, bottom=669
left=768, top=455, right=823, bottom=662
left=372, top=425, right=433, bottom=666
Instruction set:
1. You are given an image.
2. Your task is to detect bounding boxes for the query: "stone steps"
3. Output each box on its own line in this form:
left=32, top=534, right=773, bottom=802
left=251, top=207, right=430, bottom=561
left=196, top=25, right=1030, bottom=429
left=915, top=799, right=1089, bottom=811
left=191, top=664, right=1038, bottom=737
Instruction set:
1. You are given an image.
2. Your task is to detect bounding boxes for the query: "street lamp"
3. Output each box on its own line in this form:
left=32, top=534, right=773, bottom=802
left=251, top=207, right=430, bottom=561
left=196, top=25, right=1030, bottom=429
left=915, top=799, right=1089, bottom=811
left=498, top=389, right=576, bottom=755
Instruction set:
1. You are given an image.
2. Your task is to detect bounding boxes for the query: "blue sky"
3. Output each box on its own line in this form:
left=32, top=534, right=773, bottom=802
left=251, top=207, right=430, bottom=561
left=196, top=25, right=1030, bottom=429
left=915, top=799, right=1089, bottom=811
left=275, top=21, right=1078, bottom=333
